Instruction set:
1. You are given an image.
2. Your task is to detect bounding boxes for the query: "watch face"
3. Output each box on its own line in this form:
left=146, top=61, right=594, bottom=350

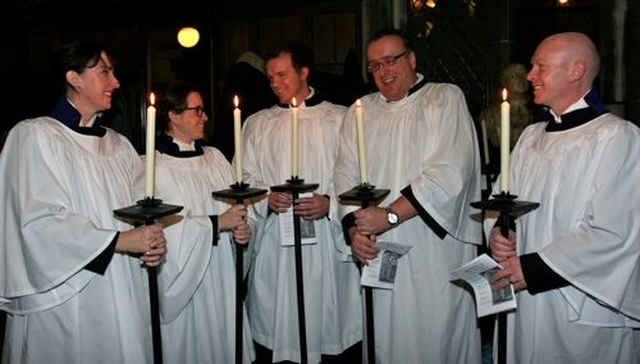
left=387, top=211, right=399, bottom=224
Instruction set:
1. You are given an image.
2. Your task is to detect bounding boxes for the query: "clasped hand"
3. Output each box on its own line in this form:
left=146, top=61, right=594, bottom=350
left=117, top=222, right=167, bottom=267
left=349, top=207, right=388, bottom=265
left=488, top=227, right=526, bottom=292
left=268, top=192, right=329, bottom=221
left=219, top=204, right=251, bottom=245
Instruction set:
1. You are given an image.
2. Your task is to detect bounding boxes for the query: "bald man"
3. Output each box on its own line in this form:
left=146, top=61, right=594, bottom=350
left=484, top=32, right=640, bottom=363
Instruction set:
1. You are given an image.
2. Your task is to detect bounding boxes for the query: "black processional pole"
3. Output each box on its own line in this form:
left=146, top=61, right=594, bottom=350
left=338, top=183, right=390, bottom=364
left=470, top=191, right=539, bottom=364
left=211, top=182, right=267, bottom=364
left=114, top=197, right=184, bottom=364
left=271, top=176, right=319, bottom=364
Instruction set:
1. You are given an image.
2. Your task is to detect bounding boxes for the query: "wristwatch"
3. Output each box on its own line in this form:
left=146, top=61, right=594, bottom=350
left=384, top=206, right=399, bottom=228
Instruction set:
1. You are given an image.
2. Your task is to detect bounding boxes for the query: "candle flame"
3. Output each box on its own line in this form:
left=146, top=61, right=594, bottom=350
left=502, top=88, right=508, bottom=101
left=356, top=99, right=362, bottom=107
left=234, top=95, right=239, bottom=108
left=291, top=97, right=297, bottom=107
left=150, top=92, right=155, bottom=105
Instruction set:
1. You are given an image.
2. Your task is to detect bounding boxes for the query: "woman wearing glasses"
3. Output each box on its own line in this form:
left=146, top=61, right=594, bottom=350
left=153, top=83, right=256, bottom=363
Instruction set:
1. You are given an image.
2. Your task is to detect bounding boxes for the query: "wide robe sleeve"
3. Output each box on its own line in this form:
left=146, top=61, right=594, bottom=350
left=0, top=118, right=132, bottom=314
left=406, top=84, right=482, bottom=244
left=536, top=118, right=640, bottom=325
left=335, top=84, right=482, bottom=246
left=153, top=149, right=233, bottom=323
left=157, top=209, right=213, bottom=323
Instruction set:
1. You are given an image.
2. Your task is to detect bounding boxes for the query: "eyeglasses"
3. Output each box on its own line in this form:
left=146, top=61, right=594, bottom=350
left=367, top=50, right=410, bottom=73
left=176, top=106, right=206, bottom=117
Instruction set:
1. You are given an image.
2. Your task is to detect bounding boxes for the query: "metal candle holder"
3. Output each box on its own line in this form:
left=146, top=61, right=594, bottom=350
left=211, top=181, right=267, bottom=364
left=113, top=197, right=184, bottom=364
left=338, top=183, right=390, bottom=364
left=270, top=176, right=319, bottom=364
left=470, top=191, right=539, bottom=364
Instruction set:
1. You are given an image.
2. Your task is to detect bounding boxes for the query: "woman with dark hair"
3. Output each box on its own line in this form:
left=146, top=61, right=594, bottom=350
left=153, top=83, right=255, bottom=363
left=0, top=39, right=167, bottom=363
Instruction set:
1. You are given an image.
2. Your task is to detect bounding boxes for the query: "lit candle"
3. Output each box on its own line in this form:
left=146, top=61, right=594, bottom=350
left=355, top=99, right=368, bottom=184
left=291, top=97, right=299, bottom=177
left=145, top=92, right=156, bottom=198
left=500, top=88, right=510, bottom=192
left=480, top=118, right=490, bottom=165
left=233, top=95, right=243, bottom=183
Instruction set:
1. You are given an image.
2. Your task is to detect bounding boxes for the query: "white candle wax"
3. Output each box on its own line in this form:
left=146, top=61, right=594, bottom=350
left=355, top=99, right=368, bottom=184
left=233, top=96, right=243, bottom=183
left=500, top=88, right=510, bottom=192
left=291, top=97, right=299, bottom=177
left=145, top=93, right=156, bottom=198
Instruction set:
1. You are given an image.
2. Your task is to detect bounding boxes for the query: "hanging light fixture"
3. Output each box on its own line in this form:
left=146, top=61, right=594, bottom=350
left=177, top=27, right=200, bottom=48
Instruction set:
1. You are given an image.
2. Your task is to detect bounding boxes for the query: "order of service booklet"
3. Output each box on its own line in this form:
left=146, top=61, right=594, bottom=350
left=450, top=253, right=517, bottom=317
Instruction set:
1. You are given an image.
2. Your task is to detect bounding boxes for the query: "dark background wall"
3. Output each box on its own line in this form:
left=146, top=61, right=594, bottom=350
left=1, top=0, right=637, bottom=152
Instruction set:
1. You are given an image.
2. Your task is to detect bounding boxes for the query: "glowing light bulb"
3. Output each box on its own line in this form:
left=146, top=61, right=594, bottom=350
left=177, top=27, right=200, bottom=48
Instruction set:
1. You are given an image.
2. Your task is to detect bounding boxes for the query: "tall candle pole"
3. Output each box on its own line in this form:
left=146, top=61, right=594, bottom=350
left=212, top=185, right=267, bottom=364
left=472, top=87, right=537, bottom=364
left=233, top=96, right=243, bottom=184
left=114, top=92, right=184, bottom=363
left=338, top=98, right=390, bottom=364
left=272, top=114, right=318, bottom=363
left=355, top=99, right=368, bottom=184
left=272, top=96, right=320, bottom=363
left=339, top=173, right=390, bottom=364
left=145, top=92, right=157, bottom=198
left=214, top=95, right=268, bottom=362
left=291, top=97, right=299, bottom=178
left=500, top=88, right=510, bottom=192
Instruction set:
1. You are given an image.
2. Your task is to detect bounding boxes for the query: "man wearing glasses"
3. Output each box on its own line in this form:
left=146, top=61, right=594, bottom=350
left=335, top=28, right=483, bottom=363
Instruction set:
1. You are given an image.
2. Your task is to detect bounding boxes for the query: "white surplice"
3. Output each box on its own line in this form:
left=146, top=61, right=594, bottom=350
left=334, top=82, right=483, bottom=363
left=154, top=146, right=256, bottom=364
left=1, top=117, right=153, bottom=364
left=487, top=114, right=640, bottom=363
left=242, top=100, right=363, bottom=364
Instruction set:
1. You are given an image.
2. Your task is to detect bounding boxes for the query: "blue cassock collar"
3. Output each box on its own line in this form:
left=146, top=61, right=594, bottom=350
left=50, top=97, right=106, bottom=136
left=543, top=89, right=606, bottom=132
left=156, top=132, right=204, bottom=157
